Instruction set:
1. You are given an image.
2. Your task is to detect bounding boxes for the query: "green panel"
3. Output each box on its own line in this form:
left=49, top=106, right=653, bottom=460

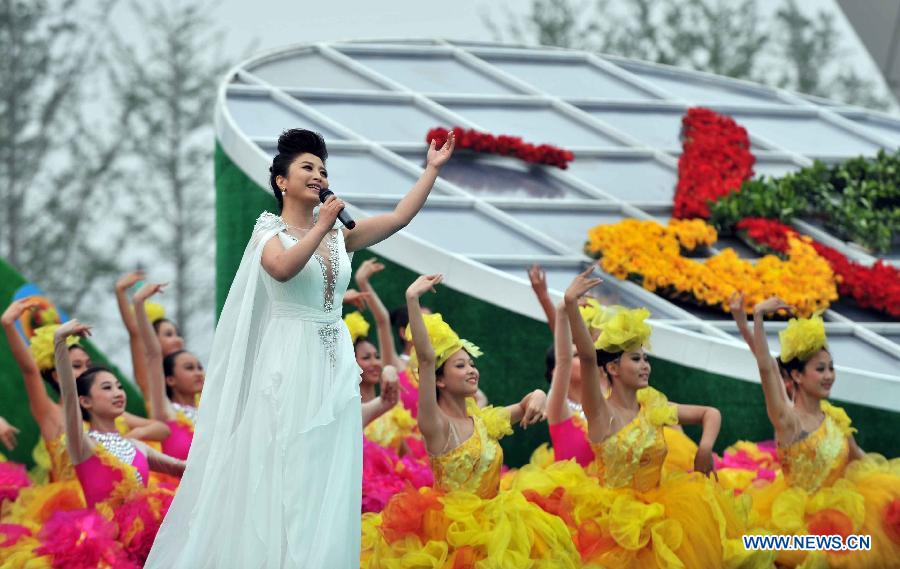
left=214, top=143, right=900, bottom=466
left=0, top=259, right=146, bottom=467
left=215, top=143, right=279, bottom=316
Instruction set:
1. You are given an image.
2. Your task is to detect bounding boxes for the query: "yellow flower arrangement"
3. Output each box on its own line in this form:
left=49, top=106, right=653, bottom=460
left=586, top=219, right=837, bottom=317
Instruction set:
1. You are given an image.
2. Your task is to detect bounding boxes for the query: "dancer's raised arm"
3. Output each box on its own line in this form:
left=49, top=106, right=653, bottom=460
left=564, top=268, right=611, bottom=441
left=2, top=299, right=60, bottom=438
left=729, top=292, right=756, bottom=357
left=54, top=320, right=94, bottom=464
left=406, top=274, right=446, bottom=446
left=133, top=283, right=175, bottom=423
left=355, top=258, right=400, bottom=368
left=528, top=264, right=556, bottom=333
left=344, top=133, right=455, bottom=252
left=546, top=301, right=574, bottom=425
left=752, top=297, right=796, bottom=441
left=115, top=271, right=150, bottom=398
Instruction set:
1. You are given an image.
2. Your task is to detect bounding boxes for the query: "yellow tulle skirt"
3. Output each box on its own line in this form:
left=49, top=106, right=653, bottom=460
left=503, top=461, right=774, bottom=569
left=361, top=483, right=583, bottom=568
left=744, top=454, right=900, bottom=568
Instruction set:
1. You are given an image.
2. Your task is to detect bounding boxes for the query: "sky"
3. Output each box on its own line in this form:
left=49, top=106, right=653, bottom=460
left=84, top=0, right=894, bottom=377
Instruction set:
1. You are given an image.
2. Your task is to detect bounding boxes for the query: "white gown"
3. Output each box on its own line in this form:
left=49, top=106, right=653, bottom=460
left=145, top=212, right=363, bottom=569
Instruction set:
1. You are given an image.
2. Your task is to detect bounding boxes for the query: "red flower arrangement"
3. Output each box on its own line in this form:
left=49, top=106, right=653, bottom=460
left=737, top=218, right=900, bottom=318
left=674, top=108, right=755, bottom=219
left=426, top=127, right=575, bottom=169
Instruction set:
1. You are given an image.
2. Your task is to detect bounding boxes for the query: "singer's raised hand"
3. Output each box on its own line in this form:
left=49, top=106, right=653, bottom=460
left=315, top=195, right=346, bottom=230
left=426, top=130, right=455, bottom=170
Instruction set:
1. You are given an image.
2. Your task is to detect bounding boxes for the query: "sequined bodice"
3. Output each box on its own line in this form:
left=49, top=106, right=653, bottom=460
left=89, top=431, right=143, bottom=485
left=430, top=399, right=512, bottom=499
left=591, top=387, right=677, bottom=492
left=45, top=434, right=76, bottom=482
left=172, top=403, right=199, bottom=425
left=778, top=401, right=854, bottom=493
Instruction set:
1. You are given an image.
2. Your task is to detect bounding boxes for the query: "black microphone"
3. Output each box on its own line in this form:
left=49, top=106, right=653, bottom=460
left=318, top=187, right=356, bottom=230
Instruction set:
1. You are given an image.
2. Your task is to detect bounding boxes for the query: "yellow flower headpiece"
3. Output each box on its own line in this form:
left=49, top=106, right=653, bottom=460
left=594, top=307, right=652, bottom=353
left=579, top=298, right=607, bottom=332
left=779, top=315, right=827, bottom=363
left=37, top=308, right=60, bottom=328
left=405, top=313, right=482, bottom=369
left=144, top=301, right=166, bottom=324
left=29, top=325, right=80, bottom=371
left=344, top=311, right=370, bottom=344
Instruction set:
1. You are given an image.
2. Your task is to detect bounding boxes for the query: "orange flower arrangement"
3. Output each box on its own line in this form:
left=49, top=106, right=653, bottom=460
left=585, top=219, right=838, bottom=316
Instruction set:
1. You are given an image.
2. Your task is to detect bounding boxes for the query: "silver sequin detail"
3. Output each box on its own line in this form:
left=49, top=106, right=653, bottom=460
left=319, top=323, right=340, bottom=367
left=314, top=230, right=340, bottom=313
left=567, top=399, right=586, bottom=421
left=172, top=403, right=198, bottom=424
left=88, top=431, right=143, bottom=485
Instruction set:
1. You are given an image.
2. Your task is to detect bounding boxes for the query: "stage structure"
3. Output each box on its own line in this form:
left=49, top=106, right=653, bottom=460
left=215, top=40, right=900, bottom=461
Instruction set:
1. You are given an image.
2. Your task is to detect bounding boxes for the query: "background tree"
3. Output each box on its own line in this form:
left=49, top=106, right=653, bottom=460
left=0, top=0, right=133, bottom=314
left=487, top=0, right=892, bottom=110
left=108, top=1, right=236, bottom=342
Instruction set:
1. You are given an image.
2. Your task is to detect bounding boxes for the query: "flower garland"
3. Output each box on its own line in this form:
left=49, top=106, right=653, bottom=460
left=426, top=127, right=575, bottom=169
left=585, top=218, right=837, bottom=316
left=737, top=218, right=900, bottom=318
left=673, top=108, right=755, bottom=219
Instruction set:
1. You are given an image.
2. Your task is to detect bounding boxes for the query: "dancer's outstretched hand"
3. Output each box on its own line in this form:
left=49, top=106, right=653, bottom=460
left=1, top=298, right=39, bottom=327
left=528, top=264, right=548, bottom=296
left=0, top=417, right=20, bottom=451
left=133, top=282, right=167, bottom=304
left=54, top=319, right=92, bottom=342
left=343, top=289, right=371, bottom=311
left=564, top=266, right=603, bottom=305
left=728, top=292, right=746, bottom=316
left=519, top=389, right=548, bottom=429
left=426, top=131, right=455, bottom=170
left=355, top=258, right=385, bottom=285
left=406, top=274, right=443, bottom=299
left=380, top=365, right=400, bottom=408
left=753, top=296, right=792, bottom=317
left=116, top=270, right=145, bottom=293
left=694, top=447, right=717, bottom=479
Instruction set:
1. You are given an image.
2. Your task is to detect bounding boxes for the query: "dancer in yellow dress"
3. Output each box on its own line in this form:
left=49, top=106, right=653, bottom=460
left=361, top=274, right=582, bottom=568
left=510, top=268, right=768, bottom=568
left=746, top=297, right=900, bottom=568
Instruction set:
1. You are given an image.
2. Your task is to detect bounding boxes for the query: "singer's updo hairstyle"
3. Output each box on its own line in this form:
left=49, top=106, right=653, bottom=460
left=269, top=129, right=329, bottom=212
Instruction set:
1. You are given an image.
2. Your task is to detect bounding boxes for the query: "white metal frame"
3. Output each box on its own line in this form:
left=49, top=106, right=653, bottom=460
left=215, top=40, right=900, bottom=410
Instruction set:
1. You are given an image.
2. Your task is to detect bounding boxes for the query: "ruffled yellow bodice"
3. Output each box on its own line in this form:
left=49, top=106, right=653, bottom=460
left=45, top=433, right=76, bottom=482
left=779, top=400, right=855, bottom=492
left=591, top=387, right=678, bottom=492
left=364, top=404, right=417, bottom=451
left=430, top=398, right=512, bottom=499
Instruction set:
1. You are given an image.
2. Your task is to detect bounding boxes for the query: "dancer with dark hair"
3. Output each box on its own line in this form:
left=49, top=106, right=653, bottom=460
left=132, top=283, right=204, bottom=461
left=146, top=128, right=455, bottom=568
left=1, top=298, right=170, bottom=483
left=744, top=298, right=900, bottom=568
left=53, top=319, right=185, bottom=508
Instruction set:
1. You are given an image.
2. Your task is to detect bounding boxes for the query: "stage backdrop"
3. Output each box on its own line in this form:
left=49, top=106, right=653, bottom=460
left=215, top=144, right=900, bottom=466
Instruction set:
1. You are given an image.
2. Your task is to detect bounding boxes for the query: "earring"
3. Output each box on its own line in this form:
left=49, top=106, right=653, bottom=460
left=281, top=187, right=287, bottom=196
